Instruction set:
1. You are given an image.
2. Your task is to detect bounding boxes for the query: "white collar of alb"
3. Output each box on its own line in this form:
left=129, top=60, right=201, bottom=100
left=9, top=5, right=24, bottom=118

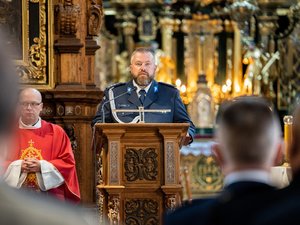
left=19, top=117, right=42, bottom=129
left=224, top=170, right=272, bottom=187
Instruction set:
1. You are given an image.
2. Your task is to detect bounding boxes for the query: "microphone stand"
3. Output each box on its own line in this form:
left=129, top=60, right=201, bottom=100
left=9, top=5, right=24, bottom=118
left=101, top=86, right=137, bottom=123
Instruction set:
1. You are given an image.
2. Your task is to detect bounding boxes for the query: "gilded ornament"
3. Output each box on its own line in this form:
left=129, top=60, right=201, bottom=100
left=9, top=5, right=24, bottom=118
left=17, top=0, right=48, bottom=84
left=165, top=195, right=176, bottom=212
left=108, top=196, right=120, bottom=224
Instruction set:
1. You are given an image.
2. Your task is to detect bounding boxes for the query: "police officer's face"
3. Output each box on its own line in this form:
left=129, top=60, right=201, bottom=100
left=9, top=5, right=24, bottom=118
left=130, top=52, right=157, bottom=87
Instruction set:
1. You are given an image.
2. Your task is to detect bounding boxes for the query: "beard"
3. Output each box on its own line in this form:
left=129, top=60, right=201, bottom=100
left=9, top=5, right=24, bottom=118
left=134, top=73, right=154, bottom=87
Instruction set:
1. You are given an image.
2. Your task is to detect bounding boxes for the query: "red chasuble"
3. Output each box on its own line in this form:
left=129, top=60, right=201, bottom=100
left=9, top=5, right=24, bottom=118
left=7, top=120, right=80, bottom=203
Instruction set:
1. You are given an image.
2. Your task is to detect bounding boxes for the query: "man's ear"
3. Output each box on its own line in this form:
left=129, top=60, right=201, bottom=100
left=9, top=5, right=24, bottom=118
left=289, top=138, right=300, bottom=175
left=212, top=143, right=225, bottom=168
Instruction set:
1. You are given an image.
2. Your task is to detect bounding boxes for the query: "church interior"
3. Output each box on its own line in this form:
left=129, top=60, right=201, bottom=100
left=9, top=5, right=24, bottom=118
left=2, top=0, right=300, bottom=224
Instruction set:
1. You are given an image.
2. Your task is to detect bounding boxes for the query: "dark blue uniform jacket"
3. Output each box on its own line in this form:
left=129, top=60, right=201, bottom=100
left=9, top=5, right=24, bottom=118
left=92, top=80, right=195, bottom=138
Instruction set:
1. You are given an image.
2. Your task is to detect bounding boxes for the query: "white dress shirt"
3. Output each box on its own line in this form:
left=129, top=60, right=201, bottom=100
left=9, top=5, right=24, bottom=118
left=224, top=170, right=272, bottom=187
left=133, top=79, right=152, bottom=97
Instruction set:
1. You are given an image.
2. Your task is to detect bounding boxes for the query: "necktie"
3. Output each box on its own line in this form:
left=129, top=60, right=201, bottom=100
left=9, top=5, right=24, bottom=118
left=139, top=89, right=146, bottom=105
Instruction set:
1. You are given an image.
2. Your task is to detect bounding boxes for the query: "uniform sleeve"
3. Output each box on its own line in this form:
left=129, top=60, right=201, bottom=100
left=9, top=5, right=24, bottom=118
left=173, top=90, right=196, bottom=140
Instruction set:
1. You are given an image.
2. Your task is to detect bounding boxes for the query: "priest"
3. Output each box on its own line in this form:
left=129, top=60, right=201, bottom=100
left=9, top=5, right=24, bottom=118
left=3, top=88, right=80, bottom=203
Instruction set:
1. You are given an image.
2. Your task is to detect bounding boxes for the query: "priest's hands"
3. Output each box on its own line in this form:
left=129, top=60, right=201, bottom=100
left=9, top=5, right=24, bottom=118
left=21, top=158, right=41, bottom=173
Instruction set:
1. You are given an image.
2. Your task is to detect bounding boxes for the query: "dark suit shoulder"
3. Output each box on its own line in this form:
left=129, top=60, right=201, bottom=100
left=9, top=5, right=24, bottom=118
left=169, top=198, right=213, bottom=216
left=164, top=198, right=215, bottom=225
left=158, top=82, right=176, bottom=89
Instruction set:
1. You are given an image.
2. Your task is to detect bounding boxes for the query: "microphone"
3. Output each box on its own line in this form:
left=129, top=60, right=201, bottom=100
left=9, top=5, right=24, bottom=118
left=101, top=86, right=137, bottom=123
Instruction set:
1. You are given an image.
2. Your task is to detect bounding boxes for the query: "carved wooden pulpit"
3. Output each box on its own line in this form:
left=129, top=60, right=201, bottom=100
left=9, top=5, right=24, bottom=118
left=94, top=123, right=189, bottom=225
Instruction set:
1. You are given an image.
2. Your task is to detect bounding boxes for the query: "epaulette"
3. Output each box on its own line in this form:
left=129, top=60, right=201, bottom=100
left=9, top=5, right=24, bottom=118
left=106, top=82, right=126, bottom=90
left=158, top=82, right=176, bottom=88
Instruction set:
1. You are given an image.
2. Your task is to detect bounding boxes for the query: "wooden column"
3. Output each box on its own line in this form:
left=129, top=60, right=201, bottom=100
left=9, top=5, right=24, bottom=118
left=46, top=0, right=104, bottom=204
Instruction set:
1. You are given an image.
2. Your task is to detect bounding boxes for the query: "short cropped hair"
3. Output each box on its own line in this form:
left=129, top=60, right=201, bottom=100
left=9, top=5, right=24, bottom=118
left=130, top=47, right=156, bottom=64
left=217, top=96, right=281, bottom=165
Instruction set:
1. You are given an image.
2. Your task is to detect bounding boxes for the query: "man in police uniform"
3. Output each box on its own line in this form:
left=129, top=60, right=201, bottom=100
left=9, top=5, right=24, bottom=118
left=92, top=47, right=195, bottom=143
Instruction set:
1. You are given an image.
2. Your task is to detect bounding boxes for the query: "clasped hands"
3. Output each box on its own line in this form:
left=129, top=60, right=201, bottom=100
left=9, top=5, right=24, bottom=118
left=21, top=158, right=41, bottom=173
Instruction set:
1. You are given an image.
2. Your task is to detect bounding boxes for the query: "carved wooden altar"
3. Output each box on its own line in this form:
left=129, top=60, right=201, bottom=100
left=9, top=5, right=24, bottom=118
left=94, top=123, right=189, bottom=225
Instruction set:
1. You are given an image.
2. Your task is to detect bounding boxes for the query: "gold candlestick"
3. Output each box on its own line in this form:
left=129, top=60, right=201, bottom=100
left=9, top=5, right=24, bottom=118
left=283, top=115, right=293, bottom=163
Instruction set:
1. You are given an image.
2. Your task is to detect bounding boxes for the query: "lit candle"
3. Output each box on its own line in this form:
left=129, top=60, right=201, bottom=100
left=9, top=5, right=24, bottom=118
left=283, top=115, right=293, bottom=163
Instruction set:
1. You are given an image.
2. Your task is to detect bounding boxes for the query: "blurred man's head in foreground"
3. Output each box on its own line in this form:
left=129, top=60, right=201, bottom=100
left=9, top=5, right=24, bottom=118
left=0, top=31, right=19, bottom=160
left=214, top=96, right=282, bottom=175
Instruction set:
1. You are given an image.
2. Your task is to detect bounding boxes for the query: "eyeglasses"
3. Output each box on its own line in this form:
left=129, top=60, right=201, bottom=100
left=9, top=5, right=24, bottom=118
left=19, top=102, right=42, bottom=107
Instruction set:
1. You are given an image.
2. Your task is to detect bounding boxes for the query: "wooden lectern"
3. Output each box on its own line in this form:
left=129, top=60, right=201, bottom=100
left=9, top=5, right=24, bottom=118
left=94, top=123, right=189, bottom=225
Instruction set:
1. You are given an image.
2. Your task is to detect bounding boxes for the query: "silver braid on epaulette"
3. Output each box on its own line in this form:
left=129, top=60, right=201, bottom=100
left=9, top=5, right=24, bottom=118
left=108, top=87, right=140, bottom=123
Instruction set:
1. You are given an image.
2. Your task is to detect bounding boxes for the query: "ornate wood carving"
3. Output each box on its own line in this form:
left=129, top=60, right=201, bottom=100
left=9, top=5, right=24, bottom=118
left=165, top=194, right=176, bottom=212
left=85, top=0, right=103, bottom=55
left=54, top=0, right=83, bottom=53
left=87, top=0, right=103, bottom=36
left=96, top=148, right=104, bottom=185
left=165, top=141, right=175, bottom=184
left=96, top=123, right=188, bottom=224
left=108, top=196, right=120, bottom=225
left=124, top=148, right=158, bottom=182
left=125, top=199, right=159, bottom=225
left=110, top=141, right=119, bottom=184
left=55, top=0, right=80, bottom=36
left=97, top=189, right=105, bottom=225
left=63, top=123, right=78, bottom=153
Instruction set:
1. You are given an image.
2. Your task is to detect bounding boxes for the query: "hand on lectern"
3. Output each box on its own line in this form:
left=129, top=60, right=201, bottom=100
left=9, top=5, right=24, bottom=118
left=182, top=133, right=192, bottom=146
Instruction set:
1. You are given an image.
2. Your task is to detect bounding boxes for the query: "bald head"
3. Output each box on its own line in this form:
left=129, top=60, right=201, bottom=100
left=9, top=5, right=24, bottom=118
left=19, top=88, right=42, bottom=103
left=216, top=96, right=281, bottom=170
left=18, top=88, right=43, bottom=125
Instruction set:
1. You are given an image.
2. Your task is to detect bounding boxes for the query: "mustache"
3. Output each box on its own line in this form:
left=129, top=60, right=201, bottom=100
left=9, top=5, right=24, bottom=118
left=138, top=72, right=149, bottom=76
